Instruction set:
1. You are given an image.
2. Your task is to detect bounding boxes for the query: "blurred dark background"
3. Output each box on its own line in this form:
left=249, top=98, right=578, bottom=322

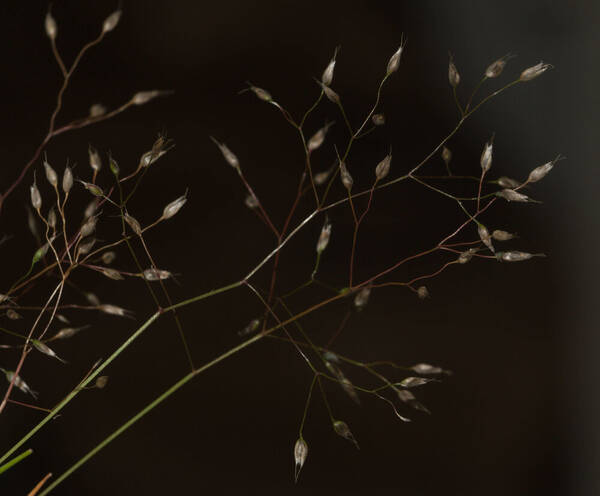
left=0, top=0, right=598, bottom=494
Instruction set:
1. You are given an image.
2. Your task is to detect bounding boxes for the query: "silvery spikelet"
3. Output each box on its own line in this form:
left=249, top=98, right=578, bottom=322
left=492, top=230, right=516, bottom=241
left=386, top=37, right=406, bottom=75
left=495, top=189, right=530, bottom=202
left=375, top=152, right=392, bottom=181
left=339, top=161, right=353, bottom=191
left=293, top=438, right=308, bottom=483
left=63, top=166, right=73, bottom=193
left=353, top=286, right=371, bottom=309
left=477, top=223, right=495, bottom=253
left=210, top=137, right=240, bottom=169
left=44, top=10, right=57, bottom=40
left=102, top=9, right=122, bottom=33
left=520, top=61, right=552, bottom=81
left=485, top=54, right=514, bottom=78
left=527, top=158, right=558, bottom=183
left=321, top=46, right=338, bottom=86
left=333, top=420, right=359, bottom=449
left=448, top=54, right=460, bottom=88
left=316, top=219, right=332, bottom=253
left=480, top=138, right=493, bottom=173
left=44, top=159, right=58, bottom=187
left=162, top=193, right=188, bottom=219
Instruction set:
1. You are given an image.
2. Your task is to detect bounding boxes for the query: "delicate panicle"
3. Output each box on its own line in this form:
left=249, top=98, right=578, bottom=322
left=448, top=54, right=460, bottom=88
left=102, top=9, right=122, bottom=33
left=333, top=420, right=359, bottom=449
left=339, top=161, right=353, bottom=191
left=307, top=122, right=334, bottom=152
left=32, top=339, right=67, bottom=363
left=520, top=61, right=552, bottom=81
left=44, top=10, right=57, bottom=40
left=316, top=218, right=332, bottom=253
left=386, top=36, right=406, bottom=75
left=293, top=438, right=308, bottom=483
left=210, top=137, right=240, bottom=170
left=162, top=192, right=187, bottom=219
left=353, top=286, right=371, bottom=310
left=375, top=152, right=392, bottom=181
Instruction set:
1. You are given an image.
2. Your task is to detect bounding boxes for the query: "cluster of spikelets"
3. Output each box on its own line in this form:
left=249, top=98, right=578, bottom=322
left=0, top=5, right=560, bottom=492
left=210, top=45, right=558, bottom=481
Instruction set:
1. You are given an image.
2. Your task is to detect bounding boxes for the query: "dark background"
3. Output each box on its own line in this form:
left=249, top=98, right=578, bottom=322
left=0, top=1, right=598, bottom=494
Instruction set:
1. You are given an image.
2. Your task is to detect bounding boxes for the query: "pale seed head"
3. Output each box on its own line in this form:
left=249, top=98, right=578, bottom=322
left=88, top=145, right=102, bottom=172
left=63, top=166, right=73, bottom=194
left=163, top=193, right=188, bottom=219
left=485, top=53, right=514, bottom=78
left=371, top=113, right=385, bottom=126
left=495, top=189, right=530, bottom=202
left=448, top=54, right=460, bottom=88
left=89, top=104, right=107, bottom=117
left=44, top=159, right=58, bottom=187
left=386, top=36, right=406, bottom=75
left=307, top=123, right=333, bottom=152
left=492, top=230, right=516, bottom=241
left=30, top=178, right=42, bottom=211
left=375, top=152, right=392, bottom=181
left=294, top=438, right=308, bottom=483
left=210, top=137, right=240, bottom=170
left=520, top=61, right=553, bottom=81
left=480, top=137, right=494, bottom=173
left=339, top=161, right=353, bottom=191
left=102, top=9, right=122, bottom=33
left=102, top=251, right=117, bottom=264
left=497, top=176, right=521, bottom=189
left=142, top=268, right=172, bottom=281
left=333, top=420, right=359, bottom=449
left=44, top=10, right=57, bottom=40
left=353, top=286, right=371, bottom=309
left=316, top=218, right=332, bottom=254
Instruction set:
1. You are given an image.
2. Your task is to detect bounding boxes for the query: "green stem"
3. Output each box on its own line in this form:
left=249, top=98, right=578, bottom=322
left=39, top=332, right=263, bottom=495
left=0, top=281, right=241, bottom=467
left=0, top=448, right=33, bottom=475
